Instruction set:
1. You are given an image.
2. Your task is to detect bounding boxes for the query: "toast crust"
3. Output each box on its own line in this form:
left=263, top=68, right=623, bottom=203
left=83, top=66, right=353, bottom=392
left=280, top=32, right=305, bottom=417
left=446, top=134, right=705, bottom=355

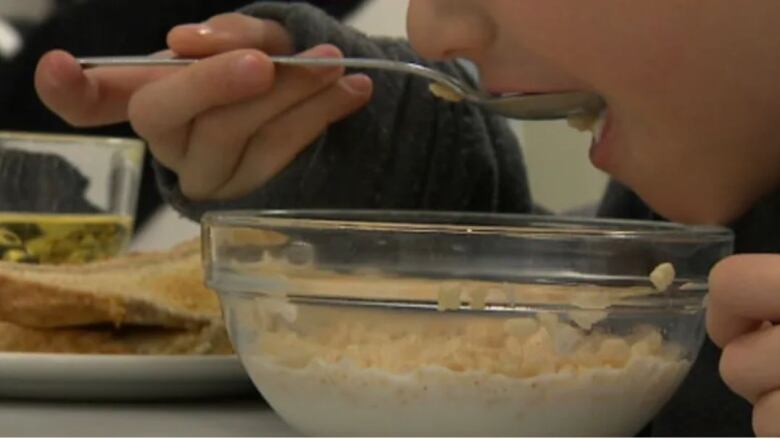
left=0, top=239, right=222, bottom=329
left=0, top=320, right=233, bottom=355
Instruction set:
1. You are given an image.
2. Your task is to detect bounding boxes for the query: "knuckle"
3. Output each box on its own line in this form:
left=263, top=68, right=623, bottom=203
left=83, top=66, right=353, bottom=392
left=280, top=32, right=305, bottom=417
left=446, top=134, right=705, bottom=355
left=708, top=259, right=731, bottom=298
left=719, top=343, right=747, bottom=396
left=191, top=112, right=251, bottom=158
left=147, top=143, right=180, bottom=173
left=52, top=101, right=103, bottom=128
left=126, top=94, right=153, bottom=139
left=708, top=256, right=742, bottom=306
left=192, top=112, right=224, bottom=141
left=178, top=173, right=212, bottom=202
left=255, top=124, right=286, bottom=148
left=61, top=111, right=94, bottom=128
left=269, top=116, right=323, bottom=145
left=327, top=94, right=363, bottom=122
left=753, top=392, right=780, bottom=437
left=211, top=51, right=274, bottom=96
left=705, top=311, right=725, bottom=347
left=212, top=186, right=246, bottom=201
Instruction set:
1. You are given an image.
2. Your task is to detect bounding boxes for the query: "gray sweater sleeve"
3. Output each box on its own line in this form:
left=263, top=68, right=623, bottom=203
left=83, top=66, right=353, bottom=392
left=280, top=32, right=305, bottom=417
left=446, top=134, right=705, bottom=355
left=154, top=2, right=533, bottom=220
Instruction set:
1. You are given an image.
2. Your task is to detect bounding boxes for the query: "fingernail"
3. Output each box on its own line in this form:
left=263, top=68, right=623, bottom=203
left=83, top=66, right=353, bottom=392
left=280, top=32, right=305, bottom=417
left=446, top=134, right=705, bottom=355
left=340, top=74, right=372, bottom=94
left=308, top=44, right=342, bottom=58
left=176, top=23, right=213, bottom=36
left=43, top=53, right=78, bottom=88
left=195, top=24, right=214, bottom=36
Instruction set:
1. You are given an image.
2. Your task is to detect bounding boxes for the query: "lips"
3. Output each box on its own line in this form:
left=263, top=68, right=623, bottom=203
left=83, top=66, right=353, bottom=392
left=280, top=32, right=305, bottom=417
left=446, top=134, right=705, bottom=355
left=592, top=110, right=607, bottom=144
left=588, top=110, right=613, bottom=170
left=566, top=108, right=613, bottom=169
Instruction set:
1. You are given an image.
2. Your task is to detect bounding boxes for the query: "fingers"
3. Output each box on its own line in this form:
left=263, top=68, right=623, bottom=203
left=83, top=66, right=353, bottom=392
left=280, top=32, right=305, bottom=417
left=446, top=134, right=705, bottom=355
left=207, top=73, right=373, bottom=200
left=754, top=388, right=780, bottom=437
left=707, top=254, right=780, bottom=347
left=35, top=50, right=176, bottom=127
left=35, top=50, right=90, bottom=122
left=36, top=14, right=294, bottom=129
left=707, top=304, right=762, bottom=349
left=40, top=12, right=370, bottom=203
left=719, top=324, right=780, bottom=403
left=127, top=49, right=275, bottom=169
left=167, top=13, right=294, bottom=57
left=707, top=255, right=780, bottom=435
left=178, top=44, right=347, bottom=199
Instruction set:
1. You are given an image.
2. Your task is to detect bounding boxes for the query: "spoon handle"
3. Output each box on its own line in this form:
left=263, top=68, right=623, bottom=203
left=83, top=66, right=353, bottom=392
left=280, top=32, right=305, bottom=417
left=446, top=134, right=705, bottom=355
left=78, top=55, right=472, bottom=95
left=78, top=56, right=196, bottom=68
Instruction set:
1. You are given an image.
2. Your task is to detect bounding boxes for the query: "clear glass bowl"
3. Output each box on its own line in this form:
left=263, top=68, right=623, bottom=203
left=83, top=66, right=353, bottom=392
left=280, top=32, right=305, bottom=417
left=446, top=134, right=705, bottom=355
left=0, top=131, right=144, bottom=264
left=204, top=210, right=734, bottom=437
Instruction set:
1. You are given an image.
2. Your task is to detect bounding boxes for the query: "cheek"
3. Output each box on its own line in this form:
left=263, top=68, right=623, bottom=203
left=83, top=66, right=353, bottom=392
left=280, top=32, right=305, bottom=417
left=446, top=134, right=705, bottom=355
left=489, top=1, right=695, bottom=100
left=484, top=1, right=780, bottom=224
left=407, top=0, right=495, bottom=61
left=488, top=2, right=631, bottom=82
left=607, top=135, right=711, bottom=223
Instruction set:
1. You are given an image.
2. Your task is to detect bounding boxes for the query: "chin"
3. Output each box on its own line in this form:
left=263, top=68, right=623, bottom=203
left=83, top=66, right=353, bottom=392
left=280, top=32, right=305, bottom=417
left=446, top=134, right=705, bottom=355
left=622, top=165, right=757, bottom=226
left=642, top=193, right=745, bottom=226
left=661, top=209, right=731, bottom=226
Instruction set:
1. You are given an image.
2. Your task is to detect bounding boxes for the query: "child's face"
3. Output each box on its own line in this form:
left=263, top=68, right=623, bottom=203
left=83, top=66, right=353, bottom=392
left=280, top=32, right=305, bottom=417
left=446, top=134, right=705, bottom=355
left=408, top=0, right=780, bottom=224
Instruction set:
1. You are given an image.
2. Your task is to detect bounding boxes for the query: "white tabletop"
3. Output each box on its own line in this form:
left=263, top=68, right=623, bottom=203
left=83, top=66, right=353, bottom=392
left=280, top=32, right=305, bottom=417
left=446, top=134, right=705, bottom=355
left=0, top=398, right=296, bottom=437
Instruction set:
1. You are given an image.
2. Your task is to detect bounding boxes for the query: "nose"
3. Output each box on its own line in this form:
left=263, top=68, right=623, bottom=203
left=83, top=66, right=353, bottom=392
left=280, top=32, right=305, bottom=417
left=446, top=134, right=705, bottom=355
left=407, top=0, right=495, bottom=61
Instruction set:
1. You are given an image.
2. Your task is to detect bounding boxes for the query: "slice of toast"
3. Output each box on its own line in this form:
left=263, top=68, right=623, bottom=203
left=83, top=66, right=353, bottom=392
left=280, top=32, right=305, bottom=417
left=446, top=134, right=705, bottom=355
left=0, top=239, right=223, bottom=329
left=0, top=320, right=233, bottom=355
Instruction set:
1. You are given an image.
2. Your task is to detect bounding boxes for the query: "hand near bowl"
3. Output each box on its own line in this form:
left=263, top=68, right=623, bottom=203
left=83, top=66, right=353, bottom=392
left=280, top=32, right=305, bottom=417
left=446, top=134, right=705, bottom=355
left=34, top=13, right=373, bottom=201
left=707, top=254, right=780, bottom=437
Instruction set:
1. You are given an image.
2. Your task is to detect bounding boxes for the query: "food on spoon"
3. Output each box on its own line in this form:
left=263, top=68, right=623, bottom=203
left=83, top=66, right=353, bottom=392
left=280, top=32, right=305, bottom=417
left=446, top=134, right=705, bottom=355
left=429, top=82, right=464, bottom=102
left=567, top=109, right=606, bottom=140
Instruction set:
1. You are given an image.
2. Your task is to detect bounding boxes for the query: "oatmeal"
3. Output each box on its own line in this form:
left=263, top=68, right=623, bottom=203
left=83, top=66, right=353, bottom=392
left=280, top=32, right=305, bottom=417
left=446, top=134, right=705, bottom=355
left=244, top=303, right=690, bottom=436
left=649, top=262, right=676, bottom=292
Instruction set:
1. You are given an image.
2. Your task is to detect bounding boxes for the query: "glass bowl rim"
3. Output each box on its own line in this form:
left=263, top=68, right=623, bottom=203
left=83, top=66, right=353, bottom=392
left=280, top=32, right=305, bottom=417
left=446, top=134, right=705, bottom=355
left=203, top=209, right=733, bottom=242
left=205, top=210, right=731, bottom=312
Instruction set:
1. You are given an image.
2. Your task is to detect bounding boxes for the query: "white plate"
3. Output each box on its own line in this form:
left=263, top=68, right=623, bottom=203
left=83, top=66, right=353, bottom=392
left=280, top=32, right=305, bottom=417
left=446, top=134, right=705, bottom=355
left=0, top=353, right=255, bottom=400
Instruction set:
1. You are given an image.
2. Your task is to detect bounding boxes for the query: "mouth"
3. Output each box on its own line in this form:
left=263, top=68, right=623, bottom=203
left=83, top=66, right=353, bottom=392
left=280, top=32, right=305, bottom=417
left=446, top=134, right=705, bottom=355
left=567, top=108, right=606, bottom=142
left=566, top=108, right=613, bottom=169
left=484, top=85, right=589, bottom=99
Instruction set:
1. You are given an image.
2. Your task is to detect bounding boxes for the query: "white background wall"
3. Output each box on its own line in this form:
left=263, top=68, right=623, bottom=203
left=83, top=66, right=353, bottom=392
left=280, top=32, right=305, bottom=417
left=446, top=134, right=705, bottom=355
left=0, top=0, right=52, bottom=21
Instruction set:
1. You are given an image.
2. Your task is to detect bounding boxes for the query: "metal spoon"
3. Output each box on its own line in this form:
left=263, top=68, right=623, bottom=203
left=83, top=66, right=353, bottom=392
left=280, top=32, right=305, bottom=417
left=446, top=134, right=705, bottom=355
left=78, top=55, right=605, bottom=120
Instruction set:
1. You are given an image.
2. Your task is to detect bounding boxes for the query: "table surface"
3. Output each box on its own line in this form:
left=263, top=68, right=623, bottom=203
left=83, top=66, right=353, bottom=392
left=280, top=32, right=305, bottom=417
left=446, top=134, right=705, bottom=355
left=0, top=398, right=296, bottom=437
